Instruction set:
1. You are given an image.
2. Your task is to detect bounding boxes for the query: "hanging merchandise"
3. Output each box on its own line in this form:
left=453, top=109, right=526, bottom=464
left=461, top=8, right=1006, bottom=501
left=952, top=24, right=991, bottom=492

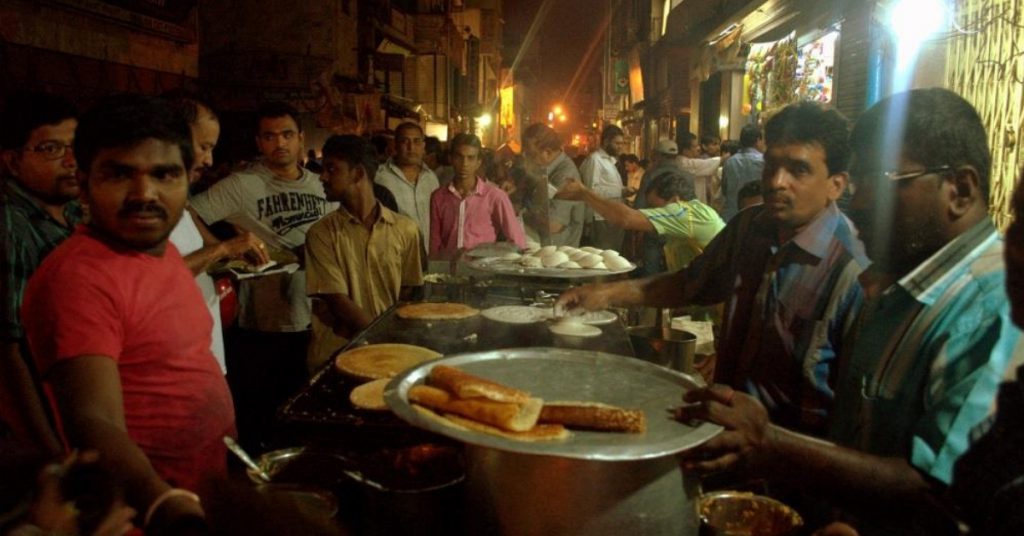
left=796, top=30, right=839, bottom=103
left=744, top=32, right=798, bottom=117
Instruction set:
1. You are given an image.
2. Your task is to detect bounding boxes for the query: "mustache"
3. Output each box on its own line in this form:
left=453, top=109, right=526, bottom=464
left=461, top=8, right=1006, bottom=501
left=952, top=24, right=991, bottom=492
left=118, top=201, right=167, bottom=220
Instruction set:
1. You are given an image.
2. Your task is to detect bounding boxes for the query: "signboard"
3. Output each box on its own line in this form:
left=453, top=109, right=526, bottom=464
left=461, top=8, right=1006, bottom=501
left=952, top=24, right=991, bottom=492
left=614, top=59, right=629, bottom=95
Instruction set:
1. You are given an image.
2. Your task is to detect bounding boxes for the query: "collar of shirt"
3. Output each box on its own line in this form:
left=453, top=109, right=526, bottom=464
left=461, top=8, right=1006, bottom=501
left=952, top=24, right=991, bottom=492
left=781, top=202, right=848, bottom=260
left=3, top=178, right=83, bottom=227
left=336, top=201, right=394, bottom=227
left=738, top=147, right=762, bottom=156
left=896, top=218, right=998, bottom=305
left=384, top=158, right=432, bottom=185
left=446, top=176, right=486, bottom=199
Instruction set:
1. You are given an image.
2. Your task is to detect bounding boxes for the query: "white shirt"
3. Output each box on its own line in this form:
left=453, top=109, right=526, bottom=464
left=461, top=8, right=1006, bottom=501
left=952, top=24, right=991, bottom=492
left=374, top=158, right=440, bottom=241
left=169, top=210, right=226, bottom=373
left=579, top=148, right=621, bottom=221
left=679, top=156, right=721, bottom=205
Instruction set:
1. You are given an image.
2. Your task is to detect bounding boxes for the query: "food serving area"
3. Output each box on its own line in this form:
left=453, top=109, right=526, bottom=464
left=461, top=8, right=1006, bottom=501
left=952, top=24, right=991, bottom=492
left=252, top=257, right=724, bottom=535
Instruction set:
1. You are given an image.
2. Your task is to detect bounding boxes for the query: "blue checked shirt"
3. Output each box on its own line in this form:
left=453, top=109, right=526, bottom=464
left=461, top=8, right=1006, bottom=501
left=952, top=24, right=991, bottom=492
left=831, top=219, right=1023, bottom=485
left=679, top=202, right=869, bottom=434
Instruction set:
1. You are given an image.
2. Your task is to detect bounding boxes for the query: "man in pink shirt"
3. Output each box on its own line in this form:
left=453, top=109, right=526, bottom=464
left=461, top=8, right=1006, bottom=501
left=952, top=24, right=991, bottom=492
left=21, top=95, right=234, bottom=535
left=429, top=133, right=526, bottom=258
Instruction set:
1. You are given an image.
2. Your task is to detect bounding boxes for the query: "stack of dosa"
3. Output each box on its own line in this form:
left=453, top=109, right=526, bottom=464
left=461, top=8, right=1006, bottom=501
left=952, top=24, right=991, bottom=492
left=335, top=343, right=442, bottom=411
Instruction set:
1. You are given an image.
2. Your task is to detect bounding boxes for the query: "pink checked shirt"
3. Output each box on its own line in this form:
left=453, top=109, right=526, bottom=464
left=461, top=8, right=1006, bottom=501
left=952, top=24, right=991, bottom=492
left=429, top=177, right=526, bottom=257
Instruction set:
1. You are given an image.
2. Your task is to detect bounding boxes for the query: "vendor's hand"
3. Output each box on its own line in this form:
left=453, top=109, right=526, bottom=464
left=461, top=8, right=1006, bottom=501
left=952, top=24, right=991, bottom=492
left=554, top=178, right=587, bottom=201
left=222, top=232, right=270, bottom=266
left=675, top=384, right=773, bottom=475
left=554, top=283, right=613, bottom=316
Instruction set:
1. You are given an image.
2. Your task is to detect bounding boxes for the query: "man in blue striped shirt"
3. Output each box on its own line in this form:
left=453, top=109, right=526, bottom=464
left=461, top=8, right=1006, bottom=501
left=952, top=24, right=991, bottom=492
left=558, top=102, right=869, bottom=436
left=678, top=89, right=1023, bottom=535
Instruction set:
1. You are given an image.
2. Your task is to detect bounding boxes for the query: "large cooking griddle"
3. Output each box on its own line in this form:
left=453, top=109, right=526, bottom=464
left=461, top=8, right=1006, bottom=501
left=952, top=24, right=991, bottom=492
left=386, top=348, right=723, bottom=460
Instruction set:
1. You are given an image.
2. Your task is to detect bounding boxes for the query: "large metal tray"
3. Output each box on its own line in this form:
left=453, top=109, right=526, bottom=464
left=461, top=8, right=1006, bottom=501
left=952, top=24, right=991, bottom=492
left=466, top=257, right=636, bottom=279
left=385, top=348, right=722, bottom=461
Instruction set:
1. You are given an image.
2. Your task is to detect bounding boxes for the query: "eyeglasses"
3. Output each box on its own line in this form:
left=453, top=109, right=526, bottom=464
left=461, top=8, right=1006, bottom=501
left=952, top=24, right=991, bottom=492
left=877, top=165, right=954, bottom=182
left=22, top=141, right=74, bottom=161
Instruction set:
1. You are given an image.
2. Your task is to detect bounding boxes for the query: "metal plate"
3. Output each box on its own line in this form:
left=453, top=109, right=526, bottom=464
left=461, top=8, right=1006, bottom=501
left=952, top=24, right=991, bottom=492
left=466, top=258, right=636, bottom=279
left=385, top=348, right=722, bottom=461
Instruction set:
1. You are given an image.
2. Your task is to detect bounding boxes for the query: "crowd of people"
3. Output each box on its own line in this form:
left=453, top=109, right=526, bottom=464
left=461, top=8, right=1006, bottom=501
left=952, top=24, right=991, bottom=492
left=0, top=84, right=1022, bottom=535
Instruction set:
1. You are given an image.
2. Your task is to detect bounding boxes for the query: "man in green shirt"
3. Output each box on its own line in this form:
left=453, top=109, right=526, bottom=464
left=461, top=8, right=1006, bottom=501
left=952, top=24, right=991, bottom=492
left=555, top=168, right=724, bottom=271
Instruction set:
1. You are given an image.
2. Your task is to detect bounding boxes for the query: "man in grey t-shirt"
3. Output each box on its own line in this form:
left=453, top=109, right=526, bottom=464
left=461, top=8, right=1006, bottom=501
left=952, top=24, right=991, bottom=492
left=190, top=101, right=335, bottom=450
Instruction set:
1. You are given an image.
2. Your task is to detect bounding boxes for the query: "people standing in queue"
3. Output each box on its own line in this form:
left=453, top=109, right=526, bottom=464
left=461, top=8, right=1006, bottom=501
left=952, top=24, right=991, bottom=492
left=22, top=94, right=235, bottom=534
left=374, top=122, right=439, bottom=249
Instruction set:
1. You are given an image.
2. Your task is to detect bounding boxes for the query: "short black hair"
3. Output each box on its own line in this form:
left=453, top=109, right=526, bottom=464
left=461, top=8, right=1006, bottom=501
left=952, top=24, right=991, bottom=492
left=600, top=124, right=624, bottom=145
left=395, top=122, right=424, bottom=139
left=764, top=102, right=850, bottom=175
left=255, top=101, right=301, bottom=132
left=679, top=132, right=698, bottom=150
left=161, top=89, right=218, bottom=125
left=721, top=140, right=740, bottom=157
left=700, top=134, right=721, bottom=146
left=619, top=154, right=639, bottom=165
left=737, top=180, right=763, bottom=201
left=424, top=136, right=442, bottom=156
left=849, top=88, right=990, bottom=200
left=739, top=124, right=762, bottom=148
left=648, top=168, right=696, bottom=201
left=0, top=91, right=78, bottom=150
left=75, top=94, right=193, bottom=174
left=321, top=134, right=378, bottom=178
left=450, top=132, right=482, bottom=154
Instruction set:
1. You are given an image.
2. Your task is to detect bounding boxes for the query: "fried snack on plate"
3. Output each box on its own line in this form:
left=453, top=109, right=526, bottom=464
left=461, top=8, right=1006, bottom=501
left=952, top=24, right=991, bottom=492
left=412, top=405, right=570, bottom=442
left=539, top=401, right=646, bottom=433
left=409, top=385, right=542, bottom=432
left=427, top=364, right=532, bottom=404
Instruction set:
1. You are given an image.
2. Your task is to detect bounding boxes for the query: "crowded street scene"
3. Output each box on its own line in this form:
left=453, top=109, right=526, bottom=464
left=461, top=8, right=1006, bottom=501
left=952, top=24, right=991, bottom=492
left=3, top=0, right=1024, bottom=534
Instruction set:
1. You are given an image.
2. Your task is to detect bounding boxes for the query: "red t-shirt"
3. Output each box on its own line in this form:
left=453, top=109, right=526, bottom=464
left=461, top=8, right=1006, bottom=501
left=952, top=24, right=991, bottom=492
left=22, top=226, right=235, bottom=493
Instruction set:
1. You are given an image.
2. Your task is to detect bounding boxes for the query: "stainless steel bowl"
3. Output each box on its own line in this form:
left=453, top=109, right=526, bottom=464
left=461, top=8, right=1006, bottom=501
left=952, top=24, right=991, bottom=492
left=246, top=447, right=352, bottom=491
left=699, top=491, right=804, bottom=536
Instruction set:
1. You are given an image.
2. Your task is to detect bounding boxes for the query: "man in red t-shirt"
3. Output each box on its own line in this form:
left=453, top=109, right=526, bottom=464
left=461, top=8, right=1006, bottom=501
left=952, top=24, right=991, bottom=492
left=21, top=95, right=235, bottom=534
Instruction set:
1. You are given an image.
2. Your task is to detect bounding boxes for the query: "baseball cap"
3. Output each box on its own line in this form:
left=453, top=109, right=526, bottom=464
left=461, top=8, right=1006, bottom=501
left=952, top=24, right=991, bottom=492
left=654, top=139, right=678, bottom=156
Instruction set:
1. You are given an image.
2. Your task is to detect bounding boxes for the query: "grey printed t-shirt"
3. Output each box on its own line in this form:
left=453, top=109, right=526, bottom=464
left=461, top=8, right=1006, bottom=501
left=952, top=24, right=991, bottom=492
left=191, top=161, right=336, bottom=332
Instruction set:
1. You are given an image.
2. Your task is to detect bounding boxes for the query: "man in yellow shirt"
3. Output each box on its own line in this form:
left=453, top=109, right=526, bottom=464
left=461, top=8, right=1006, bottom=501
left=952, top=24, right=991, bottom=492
left=305, top=135, right=423, bottom=372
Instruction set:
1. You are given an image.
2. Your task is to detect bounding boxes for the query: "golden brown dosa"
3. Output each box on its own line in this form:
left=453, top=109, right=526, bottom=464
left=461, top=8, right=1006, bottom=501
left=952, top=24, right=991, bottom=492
left=334, top=343, right=442, bottom=381
left=349, top=378, right=391, bottom=411
left=396, top=302, right=479, bottom=320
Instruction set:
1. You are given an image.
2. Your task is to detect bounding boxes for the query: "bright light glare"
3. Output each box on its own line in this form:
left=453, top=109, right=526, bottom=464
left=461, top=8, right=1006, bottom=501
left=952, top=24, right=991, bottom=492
left=478, top=113, right=493, bottom=127
left=886, top=0, right=948, bottom=48
left=558, top=114, right=567, bottom=123
left=553, top=105, right=564, bottom=115
left=718, top=115, right=729, bottom=130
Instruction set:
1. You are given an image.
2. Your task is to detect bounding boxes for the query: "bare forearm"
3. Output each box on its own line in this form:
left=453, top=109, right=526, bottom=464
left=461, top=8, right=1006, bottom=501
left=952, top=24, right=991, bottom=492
left=763, top=426, right=933, bottom=511
left=582, top=190, right=648, bottom=230
left=182, top=243, right=228, bottom=275
left=324, top=294, right=374, bottom=338
left=0, top=343, right=61, bottom=455
left=637, top=271, right=693, bottom=307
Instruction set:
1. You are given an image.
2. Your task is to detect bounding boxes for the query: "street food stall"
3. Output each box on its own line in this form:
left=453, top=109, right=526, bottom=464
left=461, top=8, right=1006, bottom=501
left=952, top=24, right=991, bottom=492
left=255, top=244, right=723, bottom=535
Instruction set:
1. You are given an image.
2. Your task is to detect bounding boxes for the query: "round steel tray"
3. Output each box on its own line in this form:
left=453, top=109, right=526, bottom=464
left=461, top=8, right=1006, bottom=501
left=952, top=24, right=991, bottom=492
left=385, top=348, right=722, bottom=461
left=466, top=258, right=636, bottom=279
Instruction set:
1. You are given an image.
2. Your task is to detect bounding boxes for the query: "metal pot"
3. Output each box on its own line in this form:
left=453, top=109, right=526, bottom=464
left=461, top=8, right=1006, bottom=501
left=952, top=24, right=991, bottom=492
left=628, top=326, right=698, bottom=374
left=698, top=491, right=803, bottom=536
left=465, top=446, right=701, bottom=535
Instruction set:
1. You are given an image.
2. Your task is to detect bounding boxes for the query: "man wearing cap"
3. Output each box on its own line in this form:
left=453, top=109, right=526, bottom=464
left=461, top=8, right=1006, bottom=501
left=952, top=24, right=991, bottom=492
left=634, top=139, right=688, bottom=276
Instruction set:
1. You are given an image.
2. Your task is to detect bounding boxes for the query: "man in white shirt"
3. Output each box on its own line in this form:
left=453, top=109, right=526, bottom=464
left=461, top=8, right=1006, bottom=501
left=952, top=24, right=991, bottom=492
left=579, top=125, right=630, bottom=250
left=373, top=122, right=438, bottom=248
left=678, top=132, right=721, bottom=206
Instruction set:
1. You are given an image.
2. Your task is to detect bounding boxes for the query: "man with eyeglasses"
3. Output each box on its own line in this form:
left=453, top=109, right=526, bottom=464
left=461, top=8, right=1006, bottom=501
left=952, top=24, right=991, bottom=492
left=0, top=92, right=81, bottom=456
left=676, top=88, right=1022, bottom=534
left=190, top=101, right=335, bottom=451
left=374, top=122, right=439, bottom=248
left=558, top=102, right=868, bottom=437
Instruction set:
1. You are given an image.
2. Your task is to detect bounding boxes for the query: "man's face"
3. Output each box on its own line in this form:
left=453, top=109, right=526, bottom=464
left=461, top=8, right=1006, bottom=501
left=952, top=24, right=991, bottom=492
left=395, top=128, right=426, bottom=167
left=1006, top=177, right=1024, bottom=328
left=603, top=135, right=625, bottom=158
left=256, top=115, right=303, bottom=169
left=762, top=141, right=844, bottom=233
left=83, top=138, right=188, bottom=254
left=701, top=140, right=721, bottom=157
left=190, top=113, right=220, bottom=183
left=681, top=139, right=700, bottom=158
left=848, top=153, right=949, bottom=275
left=320, top=156, right=360, bottom=203
left=451, top=144, right=482, bottom=182
left=624, top=161, right=639, bottom=173
left=4, top=118, right=79, bottom=205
